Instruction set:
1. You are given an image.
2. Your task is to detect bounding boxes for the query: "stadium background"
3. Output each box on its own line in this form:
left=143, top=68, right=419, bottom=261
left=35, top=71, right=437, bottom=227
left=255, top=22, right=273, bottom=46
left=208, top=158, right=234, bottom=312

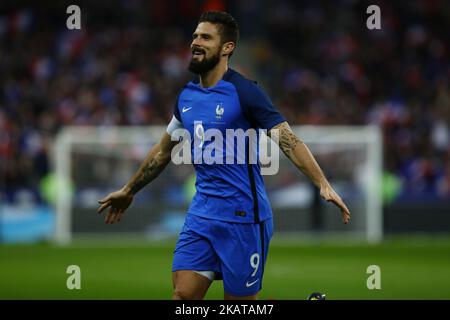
left=0, top=0, right=449, bottom=299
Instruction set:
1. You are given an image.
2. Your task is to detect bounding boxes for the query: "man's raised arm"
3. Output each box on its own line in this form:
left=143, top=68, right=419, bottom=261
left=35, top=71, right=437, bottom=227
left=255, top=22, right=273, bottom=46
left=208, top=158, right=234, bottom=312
left=97, top=132, right=178, bottom=224
left=269, top=121, right=351, bottom=224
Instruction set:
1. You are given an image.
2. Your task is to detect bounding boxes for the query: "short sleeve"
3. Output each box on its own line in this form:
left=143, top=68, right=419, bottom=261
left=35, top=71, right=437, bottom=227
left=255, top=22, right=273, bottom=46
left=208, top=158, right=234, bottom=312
left=166, top=115, right=183, bottom=137
left=237, top=80, right=286, bottom=130
left=173, top=94, right=181, bottom=122
left=167, top=94, right=183, bottom=137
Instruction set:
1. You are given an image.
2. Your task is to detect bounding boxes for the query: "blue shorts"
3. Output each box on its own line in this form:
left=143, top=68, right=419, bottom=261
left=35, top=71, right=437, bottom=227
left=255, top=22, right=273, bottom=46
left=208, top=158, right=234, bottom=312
left=172, top=213, right=273, bottom=296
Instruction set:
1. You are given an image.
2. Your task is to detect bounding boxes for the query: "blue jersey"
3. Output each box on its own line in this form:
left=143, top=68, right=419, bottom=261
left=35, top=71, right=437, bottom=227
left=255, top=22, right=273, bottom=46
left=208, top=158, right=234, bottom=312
left=167, top=68, right=286, bottom=224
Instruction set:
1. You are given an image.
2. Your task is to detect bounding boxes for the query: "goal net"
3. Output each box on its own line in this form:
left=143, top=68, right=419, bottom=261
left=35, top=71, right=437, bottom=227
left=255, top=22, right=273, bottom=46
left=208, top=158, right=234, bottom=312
left=53, top=125, right=382, bottom=245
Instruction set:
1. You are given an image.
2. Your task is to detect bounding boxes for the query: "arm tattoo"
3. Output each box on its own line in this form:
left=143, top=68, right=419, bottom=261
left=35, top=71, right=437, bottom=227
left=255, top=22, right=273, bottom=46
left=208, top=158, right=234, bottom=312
left=271, top=122, right=302, bottom=155
left=129, top=154, right=166, bottom=195
left=270, top=121, right=327, bottom=187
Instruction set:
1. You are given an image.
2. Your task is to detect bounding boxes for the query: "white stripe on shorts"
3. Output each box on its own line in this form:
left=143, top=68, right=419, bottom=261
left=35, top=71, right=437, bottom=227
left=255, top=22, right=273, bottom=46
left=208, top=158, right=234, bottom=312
left=193, top=270, right=215, bottom=281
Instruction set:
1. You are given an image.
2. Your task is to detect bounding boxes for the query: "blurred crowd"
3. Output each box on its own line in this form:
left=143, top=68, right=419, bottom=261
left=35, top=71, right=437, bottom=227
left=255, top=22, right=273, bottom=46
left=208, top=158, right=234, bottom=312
left=0, top=0, right=449, bottom=204
left=257, top=0, right=450, bottom=200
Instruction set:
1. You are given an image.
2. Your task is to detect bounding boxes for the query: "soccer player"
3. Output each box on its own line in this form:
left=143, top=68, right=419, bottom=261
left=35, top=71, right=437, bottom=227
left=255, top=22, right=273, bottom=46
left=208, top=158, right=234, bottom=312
left=97, top=11, right=350, bottom=300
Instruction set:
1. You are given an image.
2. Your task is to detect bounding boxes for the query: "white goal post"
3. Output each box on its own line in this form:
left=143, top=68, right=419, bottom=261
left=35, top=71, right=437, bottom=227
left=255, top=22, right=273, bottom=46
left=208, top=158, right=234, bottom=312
left=53, top=125, right=382, bottom=245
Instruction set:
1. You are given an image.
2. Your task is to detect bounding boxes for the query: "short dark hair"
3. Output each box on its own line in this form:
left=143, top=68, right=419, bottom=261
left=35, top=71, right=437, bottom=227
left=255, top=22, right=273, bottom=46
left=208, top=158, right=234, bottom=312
left=198, top=11, right=239, bottom=57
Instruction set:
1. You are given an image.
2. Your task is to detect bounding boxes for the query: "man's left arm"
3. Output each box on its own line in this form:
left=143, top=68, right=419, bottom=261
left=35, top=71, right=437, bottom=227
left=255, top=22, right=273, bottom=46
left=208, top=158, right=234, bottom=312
left=269, top=121, right=351, bottom=224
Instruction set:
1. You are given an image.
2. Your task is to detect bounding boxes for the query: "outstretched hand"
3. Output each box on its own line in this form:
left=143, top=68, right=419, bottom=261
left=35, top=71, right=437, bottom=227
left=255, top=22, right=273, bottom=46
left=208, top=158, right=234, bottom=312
left=97, top=188, right=133, bottom=224
left=320, top=183, right=351, bottom=224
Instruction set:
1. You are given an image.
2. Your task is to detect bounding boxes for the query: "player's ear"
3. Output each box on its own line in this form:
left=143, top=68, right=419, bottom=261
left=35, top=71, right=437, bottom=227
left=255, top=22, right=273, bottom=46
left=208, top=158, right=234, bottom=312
left=222, top=42, right=235, bottom=57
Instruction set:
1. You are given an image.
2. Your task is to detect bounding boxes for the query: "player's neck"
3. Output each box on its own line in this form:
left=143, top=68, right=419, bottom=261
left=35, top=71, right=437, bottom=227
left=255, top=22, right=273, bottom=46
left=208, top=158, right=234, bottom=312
left=199, top=61, right=228, bottom=88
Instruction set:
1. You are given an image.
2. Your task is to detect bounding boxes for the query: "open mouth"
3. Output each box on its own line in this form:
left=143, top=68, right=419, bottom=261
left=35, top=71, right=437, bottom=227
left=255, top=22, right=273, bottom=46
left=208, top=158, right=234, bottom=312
left=192, top=47, right=205, bottom=57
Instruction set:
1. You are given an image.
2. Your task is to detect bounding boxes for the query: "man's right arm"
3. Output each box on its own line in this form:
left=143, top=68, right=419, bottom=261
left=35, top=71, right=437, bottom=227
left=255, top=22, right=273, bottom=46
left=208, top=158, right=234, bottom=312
left=123, top=132, right=178, bottom=196
left=97, top=132, right=178, bottom=224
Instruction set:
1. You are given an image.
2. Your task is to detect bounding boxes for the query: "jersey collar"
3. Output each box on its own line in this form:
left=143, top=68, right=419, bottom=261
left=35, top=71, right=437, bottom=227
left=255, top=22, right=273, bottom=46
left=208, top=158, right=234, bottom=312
left=191, top=68, right=235, bottom=85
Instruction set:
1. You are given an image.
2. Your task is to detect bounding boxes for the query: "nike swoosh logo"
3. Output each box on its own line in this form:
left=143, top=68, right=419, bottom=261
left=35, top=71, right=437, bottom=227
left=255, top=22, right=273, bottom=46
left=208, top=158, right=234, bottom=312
left=245, top=279, right=259, bottom=287
left=182, top=106, right=192, bottom=113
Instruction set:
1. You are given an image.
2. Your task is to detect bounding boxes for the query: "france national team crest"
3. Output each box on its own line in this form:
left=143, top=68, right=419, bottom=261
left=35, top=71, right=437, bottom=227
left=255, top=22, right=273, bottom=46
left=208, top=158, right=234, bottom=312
left=215, top=103, right=224, bottom=119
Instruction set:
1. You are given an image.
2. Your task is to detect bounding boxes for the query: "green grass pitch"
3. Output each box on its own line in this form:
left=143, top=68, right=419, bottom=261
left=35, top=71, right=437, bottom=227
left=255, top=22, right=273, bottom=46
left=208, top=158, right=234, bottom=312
left=1, top=236, right=450, bottom=299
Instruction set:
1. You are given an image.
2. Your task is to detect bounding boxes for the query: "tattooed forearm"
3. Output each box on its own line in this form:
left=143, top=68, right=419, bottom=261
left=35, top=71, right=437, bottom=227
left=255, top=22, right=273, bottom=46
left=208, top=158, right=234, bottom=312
left=269, top=121, right=328, bottom=188
left=270, top=122, right=302, bottom=155
left=127, top=150, right=170, bottom=195
left=129, top=157, right=158, bottom=195
left=122, top=133, right=178, bottom=196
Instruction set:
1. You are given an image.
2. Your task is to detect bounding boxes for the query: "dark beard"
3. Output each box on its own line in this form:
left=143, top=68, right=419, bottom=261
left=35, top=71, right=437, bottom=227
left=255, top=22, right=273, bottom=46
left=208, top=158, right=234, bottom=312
left=188, top=51, right=221, bottom=75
